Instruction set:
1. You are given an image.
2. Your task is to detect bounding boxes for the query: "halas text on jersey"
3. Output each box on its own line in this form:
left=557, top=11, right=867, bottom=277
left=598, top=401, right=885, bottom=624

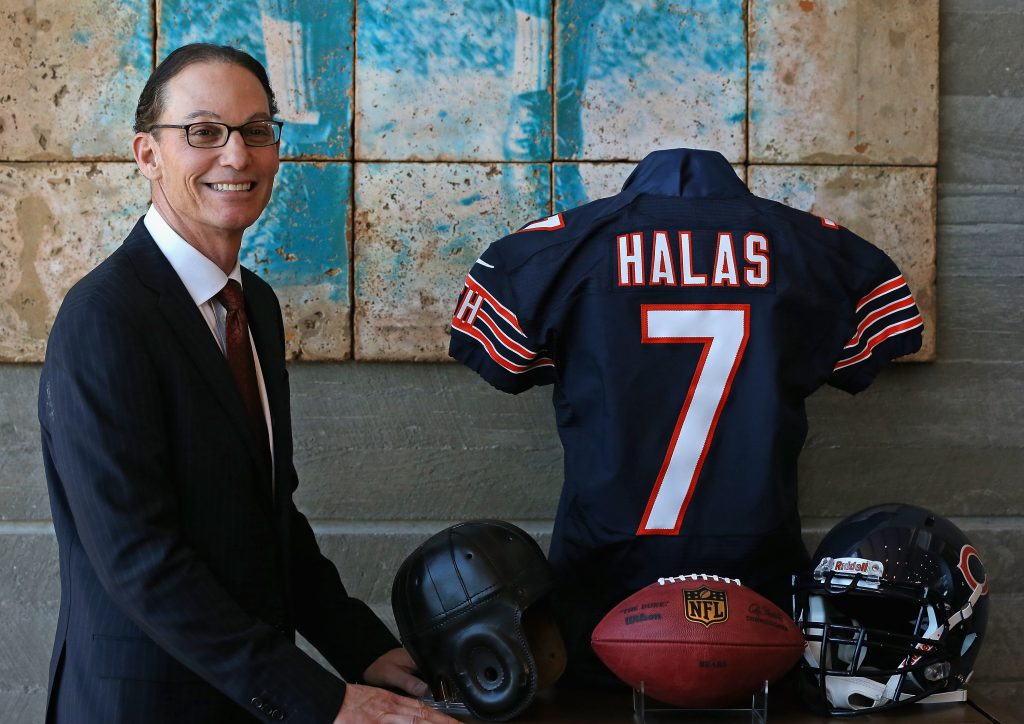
left=616, top=230, right=771, bottom=288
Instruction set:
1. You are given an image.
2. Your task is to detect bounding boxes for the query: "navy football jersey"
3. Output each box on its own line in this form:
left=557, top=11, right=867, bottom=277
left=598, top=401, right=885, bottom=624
left=448, top=149, right=923, bottom=619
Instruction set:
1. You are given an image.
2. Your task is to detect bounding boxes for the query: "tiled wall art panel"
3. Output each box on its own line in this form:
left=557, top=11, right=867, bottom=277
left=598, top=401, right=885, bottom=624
left=554, top=160, right=750, bottom=211
left=356, top=0, right=551, bottom=161
left=242, top=162, right=352, bottom=359
left=555, top=0, right=747, bottom=162
left=2, top=1, right=940, bottom=362
left=159, top=0, right=355, bottom=159
left=354, top=163, right=549, bottom=360
left=0, top=163, right=147, bottom=361
left=749, top=165, right=936, bottom=361
left=0, top=0, right=151, bottom=160
left=749, top=0, right=939, bottom=164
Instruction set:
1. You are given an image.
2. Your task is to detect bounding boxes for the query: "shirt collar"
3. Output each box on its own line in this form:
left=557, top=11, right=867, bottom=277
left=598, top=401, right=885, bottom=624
left=619, top=148, right=749, bottom=199
left=144, top=205, right=242, bottom=306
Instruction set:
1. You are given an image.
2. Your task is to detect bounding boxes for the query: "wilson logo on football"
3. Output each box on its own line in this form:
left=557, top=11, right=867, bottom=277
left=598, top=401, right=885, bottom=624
left=684, top=587, right=729, bottom=627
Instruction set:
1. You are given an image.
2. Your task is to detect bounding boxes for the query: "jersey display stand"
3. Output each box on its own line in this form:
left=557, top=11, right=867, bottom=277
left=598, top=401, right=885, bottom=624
left=422, top=695, right=472, bottom=717
left=632, top=681, right=768, bottom=723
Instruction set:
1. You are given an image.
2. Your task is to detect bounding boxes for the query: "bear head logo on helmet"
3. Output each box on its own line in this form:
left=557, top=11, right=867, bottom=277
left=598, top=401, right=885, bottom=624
left=392, top=520, right=566, bottom=721
left=793, top=504, right=989, bottom=716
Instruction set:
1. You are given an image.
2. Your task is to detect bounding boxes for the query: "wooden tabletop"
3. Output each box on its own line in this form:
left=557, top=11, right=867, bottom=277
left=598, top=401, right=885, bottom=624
left=437, top=685, right=1002, bottom=723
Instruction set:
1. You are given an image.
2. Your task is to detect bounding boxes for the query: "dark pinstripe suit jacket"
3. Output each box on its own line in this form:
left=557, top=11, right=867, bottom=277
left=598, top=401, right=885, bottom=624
left=39, top=220, right=398, bottom=723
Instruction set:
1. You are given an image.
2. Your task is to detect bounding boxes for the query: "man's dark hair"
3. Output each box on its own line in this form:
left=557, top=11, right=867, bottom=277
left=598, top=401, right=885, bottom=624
left=134, top=43, right=279, bottom=133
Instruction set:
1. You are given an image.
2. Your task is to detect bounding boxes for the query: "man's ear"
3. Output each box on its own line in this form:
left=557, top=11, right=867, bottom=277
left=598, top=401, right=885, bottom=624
left=132, top=132, right=161, bottom=181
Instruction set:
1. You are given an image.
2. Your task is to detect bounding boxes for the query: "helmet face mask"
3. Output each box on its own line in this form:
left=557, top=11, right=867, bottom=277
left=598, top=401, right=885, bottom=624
left=392, top=520, right=565, bottom=721
left=793, top=504, right=989, bottom=716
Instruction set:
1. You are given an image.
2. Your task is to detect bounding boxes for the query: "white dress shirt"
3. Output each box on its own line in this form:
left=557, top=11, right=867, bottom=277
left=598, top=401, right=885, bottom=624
left=144, top=206, right=276, bottom=479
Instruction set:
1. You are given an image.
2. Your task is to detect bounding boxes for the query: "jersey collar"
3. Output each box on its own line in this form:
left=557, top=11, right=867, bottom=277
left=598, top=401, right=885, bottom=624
left=619, top=148, right=748, bottom=200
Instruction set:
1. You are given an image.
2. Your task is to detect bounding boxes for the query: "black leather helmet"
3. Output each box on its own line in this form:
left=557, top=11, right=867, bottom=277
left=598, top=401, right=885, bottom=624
left=392, top=520, right=565, bottom=721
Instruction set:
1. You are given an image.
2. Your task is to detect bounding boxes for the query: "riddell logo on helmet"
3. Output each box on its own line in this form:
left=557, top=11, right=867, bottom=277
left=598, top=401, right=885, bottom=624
left=829, top=557, right=884, bottom=576
left=684, top=587, right=729, bottom=627
left=834, top=560, right=869, bottom=573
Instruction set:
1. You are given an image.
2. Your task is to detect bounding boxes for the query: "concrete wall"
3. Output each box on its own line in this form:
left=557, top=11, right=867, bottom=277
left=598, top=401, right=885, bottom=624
left=1, top=0, right=1021, bottom=720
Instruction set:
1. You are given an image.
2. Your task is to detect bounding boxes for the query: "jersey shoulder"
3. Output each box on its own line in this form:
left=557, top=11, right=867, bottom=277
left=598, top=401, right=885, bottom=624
left=488, top=195, right=624, bottom=267
left=755, top=196, right=845, bottom=240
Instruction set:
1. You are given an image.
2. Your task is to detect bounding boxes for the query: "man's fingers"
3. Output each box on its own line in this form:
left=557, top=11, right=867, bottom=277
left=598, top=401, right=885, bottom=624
left=405, top=699, right=443, bottom=723
left=403, top=698, right=457, bottom=724
left=335, top=682, right=458, bottom=724
left=362, top=648, right=431, bottom=697
left=381, top=698, right=456, bottom=724
left=391, top=671, right=430, bottom=697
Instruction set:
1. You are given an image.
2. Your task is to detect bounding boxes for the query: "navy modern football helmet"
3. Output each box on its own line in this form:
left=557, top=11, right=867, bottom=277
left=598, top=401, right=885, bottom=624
left=793, top=504, right=989, bottom=716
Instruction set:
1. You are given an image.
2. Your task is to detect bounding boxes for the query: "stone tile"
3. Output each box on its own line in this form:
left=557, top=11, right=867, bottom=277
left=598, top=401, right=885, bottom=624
left=288, top=362, right=563, bottom=519
left=556, top=0, right=746, bottom=162
left=356, top=0, right=551, bottom=161
left=749, top=0, right=939, bottom=164
left=0, top=605, right=54, bottom=694
left=554, top=161, right=748, bottom=211
left=553, top=162, right=634, bottom=212
left=353, top=163, right=549, bottom=360
left=0, top=163, right=148, bottom=362
left=0, top=532, right=59, bottom=606
left=159, top=0, right=354, bottom=159
left=0, top=1, right=151, bottom=160
left=0, top=366, right=47, bottom=522
left=242, top=162, right=351, bottom=360
left=0, top=691, right=46, bottom=724
left=749, top=165, right=936, bottom=361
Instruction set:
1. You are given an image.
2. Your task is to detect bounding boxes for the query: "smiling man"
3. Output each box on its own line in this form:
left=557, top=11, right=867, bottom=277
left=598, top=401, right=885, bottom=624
left=39, top=44, right=455, bottom=724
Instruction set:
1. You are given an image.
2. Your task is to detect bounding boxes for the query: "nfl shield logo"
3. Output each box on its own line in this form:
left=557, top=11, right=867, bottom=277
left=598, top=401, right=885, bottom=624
left=683, top=586, right=729, bottom=627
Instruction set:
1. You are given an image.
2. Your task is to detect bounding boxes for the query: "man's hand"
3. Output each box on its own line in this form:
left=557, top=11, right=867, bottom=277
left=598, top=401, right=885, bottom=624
left=331, top=648, right=457, bottom=723
left=332, top=682, right=458, bottom=724
left=363, top=647, right=430, bottom=698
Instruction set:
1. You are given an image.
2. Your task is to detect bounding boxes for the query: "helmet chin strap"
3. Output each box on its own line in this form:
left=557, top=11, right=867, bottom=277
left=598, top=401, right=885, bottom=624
left=803, top=597, right=899, bottom=710
left=822, top=674, right=906, bottom=710
left=819, top=672, right=967, bottom=709
left=803, top=596, right=963, bottom=711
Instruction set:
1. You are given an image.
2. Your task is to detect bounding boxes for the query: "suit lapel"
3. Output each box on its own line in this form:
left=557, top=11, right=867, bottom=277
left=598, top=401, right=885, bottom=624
left=241, top=267, right=289, bottom=505
left=122, top=221, right=274, bottom=506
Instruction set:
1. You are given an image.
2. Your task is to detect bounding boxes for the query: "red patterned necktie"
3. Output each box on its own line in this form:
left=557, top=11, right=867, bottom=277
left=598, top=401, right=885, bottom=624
left=216, top=280, right=272, bottom=472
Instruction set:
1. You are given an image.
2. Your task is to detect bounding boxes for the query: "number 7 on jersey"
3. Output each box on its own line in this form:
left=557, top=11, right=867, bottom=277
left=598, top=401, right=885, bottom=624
left=637, top=305, right=750, bottom=535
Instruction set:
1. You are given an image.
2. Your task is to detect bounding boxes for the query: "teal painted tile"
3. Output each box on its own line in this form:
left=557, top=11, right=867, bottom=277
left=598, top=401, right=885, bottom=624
left=354, top=162, right=549, bottom=360
left=356, top=0, right=552, bottom=161
left=159, top=0, right=354, bottom=159
left=749, top=0, right=938, bottom=164
left=243, top=162, right=351, bottom=359
left=556, top=0, right=746, bottom=161
left=0, top=0, right=151, bottom=160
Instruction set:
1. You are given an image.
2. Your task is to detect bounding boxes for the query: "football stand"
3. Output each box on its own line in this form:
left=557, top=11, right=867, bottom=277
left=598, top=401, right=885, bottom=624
left=632, top=680, right=768, bottom=723
left=421, top=678, right=472, bottom=718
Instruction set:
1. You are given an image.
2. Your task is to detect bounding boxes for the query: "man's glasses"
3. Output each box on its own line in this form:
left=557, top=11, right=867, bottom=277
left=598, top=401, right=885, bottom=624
left=146, top=120, right=284, bottom=148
